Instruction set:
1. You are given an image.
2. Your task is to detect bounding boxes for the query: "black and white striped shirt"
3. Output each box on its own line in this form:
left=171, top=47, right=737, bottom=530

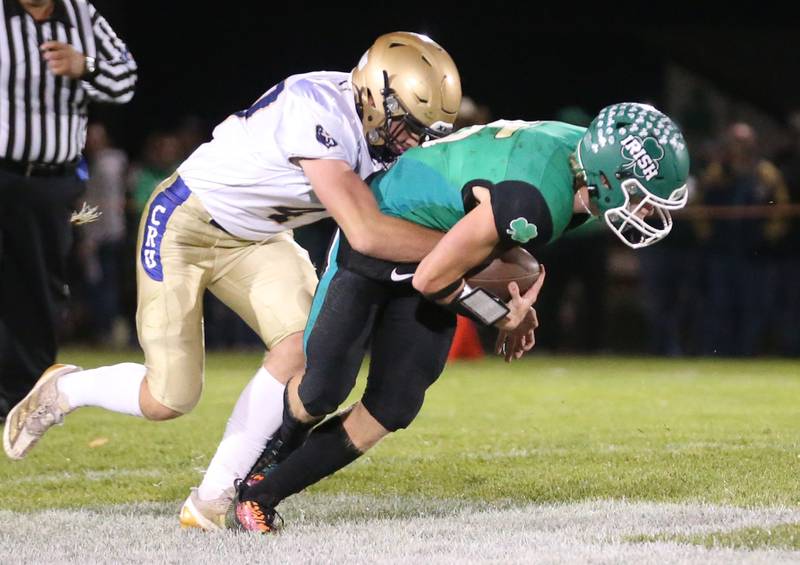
left=0, top=0, right=136, bottom=165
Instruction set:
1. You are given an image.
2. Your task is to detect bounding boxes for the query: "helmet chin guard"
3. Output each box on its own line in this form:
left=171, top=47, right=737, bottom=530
left=601, top=178, right=688, bottom=249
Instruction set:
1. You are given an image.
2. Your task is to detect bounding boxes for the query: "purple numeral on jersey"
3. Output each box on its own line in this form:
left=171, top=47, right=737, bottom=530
left=235, top=81, right=285, bottom=119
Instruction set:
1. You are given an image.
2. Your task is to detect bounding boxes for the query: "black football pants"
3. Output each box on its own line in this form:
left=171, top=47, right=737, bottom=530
left=299, top=265, right=456, bottom=432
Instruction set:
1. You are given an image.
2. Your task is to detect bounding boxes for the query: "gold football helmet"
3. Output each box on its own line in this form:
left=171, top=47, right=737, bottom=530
left=352, top=31, right=461, bottom=162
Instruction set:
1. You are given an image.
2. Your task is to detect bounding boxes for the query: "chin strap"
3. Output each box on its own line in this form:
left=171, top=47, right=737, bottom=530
left=576, top=188, right=594, bottom=216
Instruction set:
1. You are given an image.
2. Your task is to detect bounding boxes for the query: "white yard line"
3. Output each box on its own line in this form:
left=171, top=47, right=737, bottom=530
left=1, top=496, right=799, bottom=564
left=0, top=468, right=167, bottom=486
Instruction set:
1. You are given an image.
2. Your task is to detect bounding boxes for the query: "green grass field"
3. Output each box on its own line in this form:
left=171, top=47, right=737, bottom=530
left=1, top=350, right=799, bottom=562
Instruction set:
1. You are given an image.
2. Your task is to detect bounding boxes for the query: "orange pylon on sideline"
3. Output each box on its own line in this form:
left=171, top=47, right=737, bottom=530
left=448, top=315, right=485, bottom=360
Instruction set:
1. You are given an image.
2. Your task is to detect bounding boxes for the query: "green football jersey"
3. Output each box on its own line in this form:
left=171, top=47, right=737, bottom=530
left=369, top=120, right=588, bottom=252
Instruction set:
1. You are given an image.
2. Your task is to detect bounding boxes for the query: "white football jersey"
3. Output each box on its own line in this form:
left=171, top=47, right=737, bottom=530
left=177, top=71, right=377, bottom=240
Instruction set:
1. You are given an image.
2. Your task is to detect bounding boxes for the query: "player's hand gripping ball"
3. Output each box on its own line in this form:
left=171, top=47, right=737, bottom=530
left=465, top=248, right=541, bottom=302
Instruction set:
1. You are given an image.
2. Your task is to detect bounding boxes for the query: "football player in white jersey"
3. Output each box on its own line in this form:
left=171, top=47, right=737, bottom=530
left=3, top=32, right=461, bottom=527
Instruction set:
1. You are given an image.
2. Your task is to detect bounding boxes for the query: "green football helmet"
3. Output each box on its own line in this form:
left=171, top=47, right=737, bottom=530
left=575, top=103, right=690, bottom=248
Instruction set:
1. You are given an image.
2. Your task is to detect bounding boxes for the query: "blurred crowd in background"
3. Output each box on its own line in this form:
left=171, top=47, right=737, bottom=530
left=63, top=96, right=800, bottom=358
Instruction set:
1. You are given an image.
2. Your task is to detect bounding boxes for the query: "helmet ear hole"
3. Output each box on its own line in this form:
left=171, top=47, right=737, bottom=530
left=365, top=89, right=377, bottom=110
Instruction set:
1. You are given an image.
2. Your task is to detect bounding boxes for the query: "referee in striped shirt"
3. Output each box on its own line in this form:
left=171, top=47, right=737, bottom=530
left=0, top=0, right=136, bottom=420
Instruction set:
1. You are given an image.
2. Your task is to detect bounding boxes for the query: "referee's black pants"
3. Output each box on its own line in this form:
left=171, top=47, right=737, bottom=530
left=0, top=169, right=85, bottom=413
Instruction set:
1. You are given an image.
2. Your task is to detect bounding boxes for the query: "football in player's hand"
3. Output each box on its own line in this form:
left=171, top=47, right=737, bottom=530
left=465, top=248, right=541, bottom=302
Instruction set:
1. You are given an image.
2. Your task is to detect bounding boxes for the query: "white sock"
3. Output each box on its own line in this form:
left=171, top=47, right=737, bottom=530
left=57, top=363, right=146, bottom=417
left=197, top=367, right=285, bottom=501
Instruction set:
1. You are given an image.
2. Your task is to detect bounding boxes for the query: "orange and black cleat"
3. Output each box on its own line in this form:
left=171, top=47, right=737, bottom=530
left=225, top=493, right=282, bottom=534
left=225, top=474, right=282, bottom=533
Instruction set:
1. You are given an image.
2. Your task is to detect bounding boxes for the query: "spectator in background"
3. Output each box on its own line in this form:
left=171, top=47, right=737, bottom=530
left=637, top=175, right=704, bottom=356
left=773, top=112, right=800, bottom=356
left=677, top=86, right=716, bottom=172
left=77, top=123, right=129, bottom=346
left=175, top=115, right=209, bottom=160
left=696, top=123, right=790, bottom=356
left=127, top=131, right=182, bottom=216
left=635, top=95, right=718, bottom=357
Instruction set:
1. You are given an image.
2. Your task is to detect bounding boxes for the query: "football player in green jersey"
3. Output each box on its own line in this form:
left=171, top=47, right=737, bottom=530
left=224, top=103, right=691, bottom=533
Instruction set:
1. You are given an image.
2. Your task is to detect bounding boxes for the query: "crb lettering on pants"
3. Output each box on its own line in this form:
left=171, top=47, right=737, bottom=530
left=143, top=205, right=167, bottom=272
left=140, top=177, right=192, bottom=281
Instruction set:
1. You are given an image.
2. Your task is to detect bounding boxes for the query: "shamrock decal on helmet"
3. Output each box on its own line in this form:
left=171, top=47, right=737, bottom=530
left=620, top=135, right=665, bottom=181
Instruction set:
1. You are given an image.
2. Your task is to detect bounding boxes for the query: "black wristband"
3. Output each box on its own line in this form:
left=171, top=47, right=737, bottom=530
left=425, top=278, right=464, bottom=301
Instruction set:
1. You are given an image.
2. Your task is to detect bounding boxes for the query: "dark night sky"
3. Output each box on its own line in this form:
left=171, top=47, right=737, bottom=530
left=87, top=3, right=798, bottom=155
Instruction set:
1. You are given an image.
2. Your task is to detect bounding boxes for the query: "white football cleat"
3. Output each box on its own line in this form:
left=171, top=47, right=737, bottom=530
left=3, top=364, right=80, bottom=460
left=179, top=487, right=234, bottom=531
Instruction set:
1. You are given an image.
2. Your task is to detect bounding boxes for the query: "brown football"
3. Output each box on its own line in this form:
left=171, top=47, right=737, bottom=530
left=465, top=248, right=541, bottom=302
